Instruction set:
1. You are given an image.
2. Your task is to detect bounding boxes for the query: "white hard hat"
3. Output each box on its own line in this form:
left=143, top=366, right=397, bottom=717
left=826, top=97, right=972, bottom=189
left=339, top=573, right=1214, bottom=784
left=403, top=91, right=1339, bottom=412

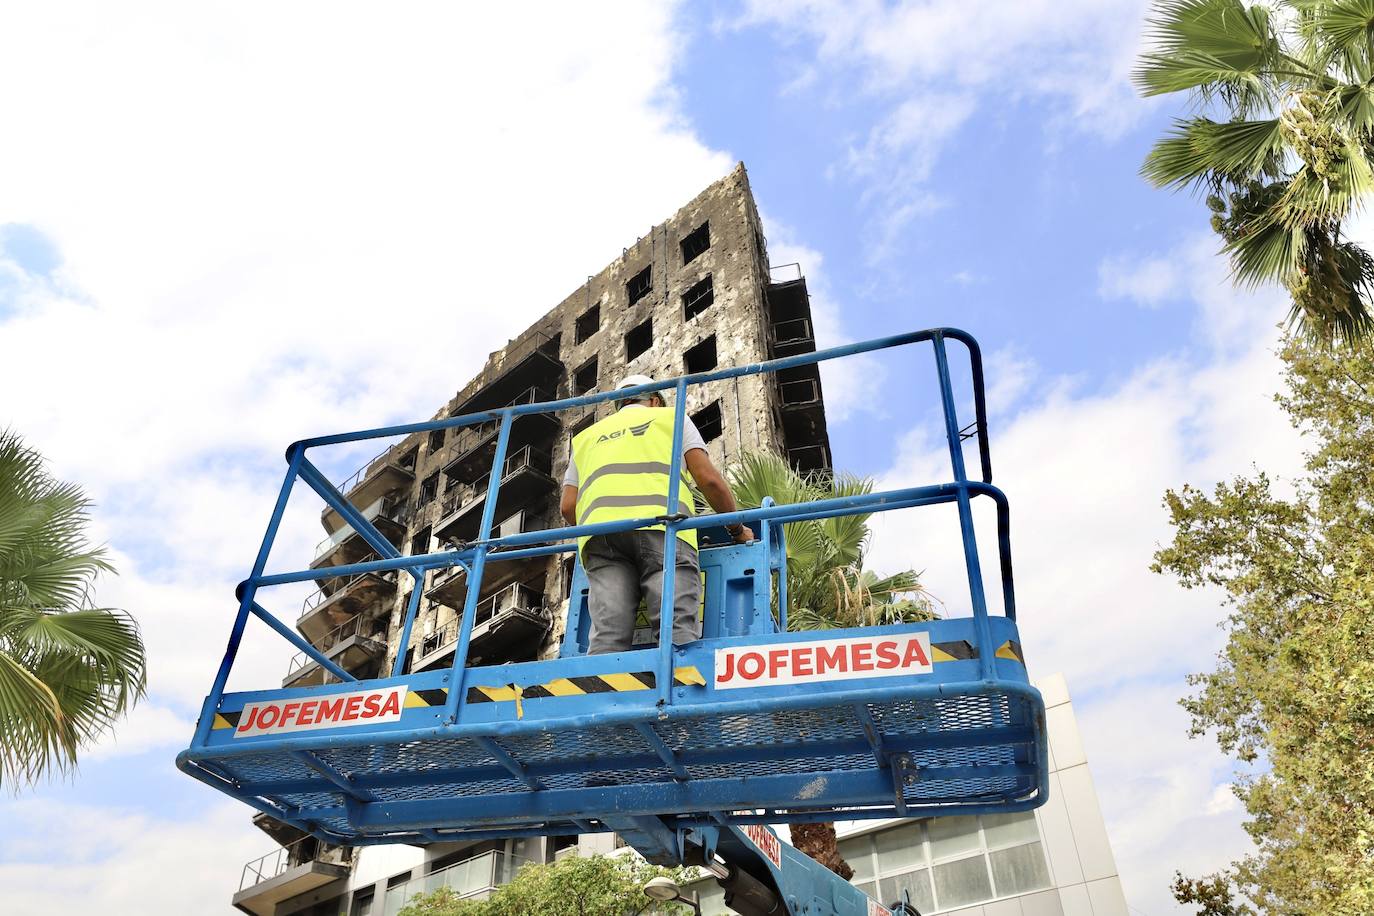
left=615, top=374, right=657, bottom=391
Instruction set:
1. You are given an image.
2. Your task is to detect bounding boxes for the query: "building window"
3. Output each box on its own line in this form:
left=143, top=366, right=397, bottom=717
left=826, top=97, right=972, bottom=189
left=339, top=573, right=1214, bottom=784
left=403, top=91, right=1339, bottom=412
left=626, top=265, right=652, bottom=305
left=410, top=526, right=431, bottom=557
left=539, top=331, right=562, bottom=357
left=428, top=428, right=445, bottom=453
left=443, top=469, right=460, bottom=494
left=575, top=304, right=600, bottom=343
left=625, top=318, right=653, bottom=361
left=683, top=275, right=714, bottom=320
left=399, top=447, right=418, bottom=471
left=418, top=473, right=439, bottom=507
left=684, top=335, right=717, bottom=374
left=837, top=813, right=1051, bottom=914
left=692, top=401, right=723, bottom=443
left=681, top=221, right=710, bottom=264
left=574, top=356, right=598, bottom=395
left=350, top=890, right=374, bottom=916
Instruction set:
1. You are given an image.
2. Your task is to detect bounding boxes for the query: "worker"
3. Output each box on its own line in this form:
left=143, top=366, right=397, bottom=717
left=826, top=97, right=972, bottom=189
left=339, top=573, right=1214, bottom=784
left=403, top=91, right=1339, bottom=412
left=560, top=374, right=754, bottom=654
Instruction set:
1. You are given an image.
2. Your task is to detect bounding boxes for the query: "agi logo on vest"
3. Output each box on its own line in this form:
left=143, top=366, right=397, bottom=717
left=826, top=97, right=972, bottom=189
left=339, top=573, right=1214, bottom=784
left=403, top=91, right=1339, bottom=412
left=595, top=420, right=651, bottom=443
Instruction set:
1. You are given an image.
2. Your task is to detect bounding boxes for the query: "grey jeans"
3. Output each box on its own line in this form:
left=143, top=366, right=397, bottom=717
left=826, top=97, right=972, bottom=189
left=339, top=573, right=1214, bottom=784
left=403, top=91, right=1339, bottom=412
left=583, top=530, right=701, bottom=655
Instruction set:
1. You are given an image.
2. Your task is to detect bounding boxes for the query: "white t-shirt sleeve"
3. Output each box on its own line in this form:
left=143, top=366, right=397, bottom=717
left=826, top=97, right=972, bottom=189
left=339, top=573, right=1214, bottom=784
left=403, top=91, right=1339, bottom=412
left=563, top=413, right=709, bottom=490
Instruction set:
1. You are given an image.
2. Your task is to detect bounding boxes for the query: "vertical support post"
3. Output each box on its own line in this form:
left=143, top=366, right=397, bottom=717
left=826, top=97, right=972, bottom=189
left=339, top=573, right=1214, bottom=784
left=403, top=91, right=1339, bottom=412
left=443, top=411, right=514, bottom=723
left=390, top=568, right=428, bottom=677
left=192, top=444, right=305, bottom=748
left=657, top=378, right=689, bottom=705
left=932, top=334, right=995, bottom=680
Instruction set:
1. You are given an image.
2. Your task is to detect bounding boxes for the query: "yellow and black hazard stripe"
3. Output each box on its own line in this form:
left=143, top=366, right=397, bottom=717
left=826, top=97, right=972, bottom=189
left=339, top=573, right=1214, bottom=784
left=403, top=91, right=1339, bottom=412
left=931, top=640, right=976, bottom=662
left=210, top=688, right=451, bottom=730
left=994, top=640, right=1024, bottom=663
left=465, top=666, right=705, bottom=705
left=211, top=711, right=241, bottom=730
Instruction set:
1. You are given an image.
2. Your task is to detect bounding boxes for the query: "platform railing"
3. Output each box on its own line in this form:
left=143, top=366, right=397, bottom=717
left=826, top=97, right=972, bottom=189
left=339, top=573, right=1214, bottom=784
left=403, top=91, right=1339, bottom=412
left=239, top=836, right=327, bottom=891
left=190, top=329, right=1008, bottom=754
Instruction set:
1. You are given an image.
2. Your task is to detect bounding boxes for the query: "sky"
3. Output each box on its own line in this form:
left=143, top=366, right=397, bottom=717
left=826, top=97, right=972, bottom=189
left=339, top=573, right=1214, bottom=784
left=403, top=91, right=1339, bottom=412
left=0, top=2, right=1310, bottom=914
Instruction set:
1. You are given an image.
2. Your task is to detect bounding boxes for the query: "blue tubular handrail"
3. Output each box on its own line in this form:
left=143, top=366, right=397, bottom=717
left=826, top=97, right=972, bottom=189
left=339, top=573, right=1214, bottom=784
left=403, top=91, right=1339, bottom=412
left=191, top=328, right=1012, bottom=744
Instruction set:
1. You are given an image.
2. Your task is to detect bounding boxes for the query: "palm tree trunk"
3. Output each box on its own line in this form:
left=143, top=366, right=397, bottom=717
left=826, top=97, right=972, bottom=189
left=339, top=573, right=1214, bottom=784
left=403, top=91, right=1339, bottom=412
left=789, top=821, right=853, bottom=880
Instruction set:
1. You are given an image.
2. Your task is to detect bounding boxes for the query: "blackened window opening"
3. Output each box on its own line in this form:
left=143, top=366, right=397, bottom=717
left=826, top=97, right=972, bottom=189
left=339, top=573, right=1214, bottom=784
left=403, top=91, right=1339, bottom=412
left=428, top=428, right=445, bottom=453
left=625, top=318, right=653, bottom=361
left=681, top=221, right=710, bottom=265
left=683, top=275, right=714, bottom=320
left=399, top=447, right=418, bottom=471
left=575, top=304, right=600, bottom=343
left=692, top=401, right=723, bottom=443
left=410, top=526, right=431, bottom=557
left=684, top=335, right=717, bottom=374
left=418, top=473, right=439, bottom=507
left=626, top=266, right=652, bottom=305
left=569, top=411, right=596, bottom=439
left=574, top=356, right=598, bottom=395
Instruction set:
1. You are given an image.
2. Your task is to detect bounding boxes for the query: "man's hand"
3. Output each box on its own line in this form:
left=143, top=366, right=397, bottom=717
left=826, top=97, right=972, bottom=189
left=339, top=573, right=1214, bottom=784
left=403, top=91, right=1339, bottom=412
left=728, top=523, right=754, bottom=544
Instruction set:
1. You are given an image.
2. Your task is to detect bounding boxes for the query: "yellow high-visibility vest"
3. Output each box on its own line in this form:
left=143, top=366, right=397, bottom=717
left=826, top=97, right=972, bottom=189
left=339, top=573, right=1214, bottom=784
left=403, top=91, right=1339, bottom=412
left=571, top=406, right=698, bottom=557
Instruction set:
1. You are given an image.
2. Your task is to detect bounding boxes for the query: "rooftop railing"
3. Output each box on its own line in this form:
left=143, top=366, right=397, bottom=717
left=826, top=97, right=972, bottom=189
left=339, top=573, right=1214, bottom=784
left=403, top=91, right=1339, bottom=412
left=332, top=444, right=414, bottom=500
left=769, top=262, right=803, bottom=283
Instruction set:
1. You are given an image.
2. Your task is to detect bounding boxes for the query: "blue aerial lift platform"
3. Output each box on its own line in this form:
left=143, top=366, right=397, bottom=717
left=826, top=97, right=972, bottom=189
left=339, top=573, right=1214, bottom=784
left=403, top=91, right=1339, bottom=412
left=179, top=328, right=1045, bottom=915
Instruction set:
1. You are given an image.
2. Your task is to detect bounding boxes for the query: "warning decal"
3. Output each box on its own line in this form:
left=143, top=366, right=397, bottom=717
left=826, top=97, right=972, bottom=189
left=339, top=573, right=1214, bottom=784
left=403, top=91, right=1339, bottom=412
left=233, top=685, right=406, bottom=738
left=742, top=824, right=782, bottom=870
left=868, top=901, right=892, bottom=916
left=715, top=632, right=933, bottom=690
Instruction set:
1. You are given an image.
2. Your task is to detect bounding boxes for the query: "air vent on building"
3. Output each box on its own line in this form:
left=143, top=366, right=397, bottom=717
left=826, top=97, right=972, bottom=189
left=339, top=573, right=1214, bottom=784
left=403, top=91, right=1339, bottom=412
left=626, top=266, right=652, bottom=305
left=684, top=335, right=717, bottom=374
left=692, top=401, right=723, bottom=443
left=683, top=275, right=714, bottom=320
left=681, top=221, right=710, bottom=265
left=625, top=318, right=653, bottom=362
left=575, top=304, right=600, bottom=343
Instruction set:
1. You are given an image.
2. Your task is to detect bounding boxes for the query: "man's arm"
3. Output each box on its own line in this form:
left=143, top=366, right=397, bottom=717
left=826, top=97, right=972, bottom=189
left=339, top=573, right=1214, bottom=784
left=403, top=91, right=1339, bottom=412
left=560, top=485, right=578, bottom=527
left=684, top=448, right=753, bottom=543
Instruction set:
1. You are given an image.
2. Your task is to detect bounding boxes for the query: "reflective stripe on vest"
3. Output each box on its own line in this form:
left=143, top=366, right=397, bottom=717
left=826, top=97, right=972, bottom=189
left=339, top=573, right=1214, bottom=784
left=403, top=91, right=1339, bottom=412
left=571, top=406, right=697, bottom=556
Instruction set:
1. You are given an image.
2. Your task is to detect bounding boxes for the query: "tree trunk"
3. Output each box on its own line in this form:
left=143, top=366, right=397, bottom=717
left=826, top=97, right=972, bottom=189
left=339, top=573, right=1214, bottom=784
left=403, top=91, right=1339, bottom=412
left=789, top=821, right=853, bottom=880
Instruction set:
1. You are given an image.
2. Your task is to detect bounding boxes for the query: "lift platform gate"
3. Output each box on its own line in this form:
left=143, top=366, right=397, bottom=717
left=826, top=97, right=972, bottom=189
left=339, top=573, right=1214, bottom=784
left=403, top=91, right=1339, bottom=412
left=178, top=328, right=1047, bottom=856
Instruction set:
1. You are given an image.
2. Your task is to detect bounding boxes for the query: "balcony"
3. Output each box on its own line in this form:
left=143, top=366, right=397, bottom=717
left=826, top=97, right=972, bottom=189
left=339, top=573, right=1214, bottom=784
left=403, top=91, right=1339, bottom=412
left=320, top=444, right=416, bottom=535
left=311, top=495, right=409, bottom=577
left=444, top=387, right=561, bottom=485
left=282, top=613, right=387, bottom=688
left=451, top=331, right=563, bottom=418
left=770, top=316, right=816, bottom=358
left=412, top=582, right=550, bottom=672
left=787, top=442, right=832, bottom=475
left=233, top=837, right=351, bottom=916
left=381, top=850, right=531, bottom=916
left=434, top=446, right=556, bottom=545
left=428, top=510, right=538, bottom=608
left=297, top=569, right=397, bottom=643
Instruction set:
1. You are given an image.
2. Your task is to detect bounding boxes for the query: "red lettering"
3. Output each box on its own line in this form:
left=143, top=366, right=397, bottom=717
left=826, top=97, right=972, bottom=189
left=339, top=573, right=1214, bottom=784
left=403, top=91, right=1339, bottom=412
left=717, top=652, right=735, bottom=683
left=318, top=698, right=343, bottom=722
left=792, top=647, right=813, bottom=677
left=380, top=691, right=402, bottom=716
left=851, top=642, right=873, bottom=671
left=903, top=638, right=930, bottom=668
left=363, top=695, right=382, bottom=717
left=768, top=649, right=789, bottom=678
left=280, top=702, right=301, bottom=726
left=738, top=652, right=765, bottom=680
left=344, top=695, right=363, bottom=720
left=257, top=705, right=280, bottom=729
left=816, top=645, right=847, bottom=674
left=877, top=641, right=900, bottom=668
left=236, top=705, right=259, bottom=733
left=297, top=701, right=316, bottom=726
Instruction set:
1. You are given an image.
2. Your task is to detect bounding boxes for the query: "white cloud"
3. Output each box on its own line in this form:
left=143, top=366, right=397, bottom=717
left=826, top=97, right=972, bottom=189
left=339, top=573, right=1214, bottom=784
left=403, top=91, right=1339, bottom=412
left=983, top=345, right=1038, bottom=415
left=1099, top=252, right=1183, bottom=308
left=85, top=703, right=196, bottom=761
left=867, top=251, right=1298, bottom=912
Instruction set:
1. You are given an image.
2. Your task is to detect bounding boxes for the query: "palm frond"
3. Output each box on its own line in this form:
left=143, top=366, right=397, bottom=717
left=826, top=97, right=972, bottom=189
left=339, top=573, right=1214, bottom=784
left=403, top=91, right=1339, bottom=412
left=1142, top=117, right=1285, bottom=189
left=1302, top=0, right=1374, bottom=79
left=1135, top=0, right=1286, bottom=108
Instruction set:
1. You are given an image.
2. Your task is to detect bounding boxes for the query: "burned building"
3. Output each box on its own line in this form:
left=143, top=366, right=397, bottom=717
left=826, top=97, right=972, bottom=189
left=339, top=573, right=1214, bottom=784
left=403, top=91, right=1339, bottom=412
left=233, top=163, right=833, bottom=916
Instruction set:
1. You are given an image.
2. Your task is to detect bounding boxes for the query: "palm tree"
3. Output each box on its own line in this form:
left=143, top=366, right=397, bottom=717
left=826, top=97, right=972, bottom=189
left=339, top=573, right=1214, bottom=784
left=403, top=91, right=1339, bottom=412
left=1135, top=0, right=1374, bottom=345
left=0, top=430, right=146, bottom=789
left=726, top=450, right=937, bottom=881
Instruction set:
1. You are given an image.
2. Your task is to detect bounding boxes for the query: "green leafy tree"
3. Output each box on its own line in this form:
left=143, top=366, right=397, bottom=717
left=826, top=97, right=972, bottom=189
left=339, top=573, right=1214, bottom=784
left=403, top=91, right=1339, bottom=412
left=727, top=450, right=937, bottom=881
left=0, top=429, right=146, bottom=788
left=1135, top=0, right=1374, bottom=345
left=1152, top=335, right=1374, bottom=913
left=396, top=853, right=694, bottom=916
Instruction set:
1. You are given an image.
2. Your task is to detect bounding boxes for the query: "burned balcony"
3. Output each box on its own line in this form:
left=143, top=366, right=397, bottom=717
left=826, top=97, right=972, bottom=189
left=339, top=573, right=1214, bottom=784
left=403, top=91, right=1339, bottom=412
left=444, top=387, right=561, bottom=485
left=310, top=495, right=409, bottom=578
left=319, top=444, right=417, bottom=535
left=428, top=510, right=538, bottom=608
left=233, top=837, right=351, bottom=916
left=451, top=331, right=564, bottom=418
left=770, top=316, right=816, bottom=358
left=282, top=613, right=387, bottom=689
left=297, top=568, right=397, bottom=643
left=433, top=446, right=556, bottom=545
left=411, top=582, right=550, bottom=672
